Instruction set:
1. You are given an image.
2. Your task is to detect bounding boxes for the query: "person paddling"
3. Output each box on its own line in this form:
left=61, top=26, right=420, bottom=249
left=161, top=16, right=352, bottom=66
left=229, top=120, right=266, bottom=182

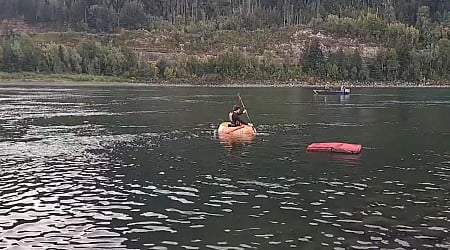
left=229, top=105, right=252, bottom=127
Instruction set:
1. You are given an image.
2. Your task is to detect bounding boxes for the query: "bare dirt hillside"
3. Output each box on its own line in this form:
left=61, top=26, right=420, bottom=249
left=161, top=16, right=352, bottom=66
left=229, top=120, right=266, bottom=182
left=1, top=19, right=380, bottom=65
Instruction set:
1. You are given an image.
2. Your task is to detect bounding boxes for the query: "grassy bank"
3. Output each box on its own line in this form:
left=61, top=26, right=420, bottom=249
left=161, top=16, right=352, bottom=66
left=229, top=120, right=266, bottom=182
left=0, top=72, right=448, bottom=88
left=0, top=72, right=133, bottom=83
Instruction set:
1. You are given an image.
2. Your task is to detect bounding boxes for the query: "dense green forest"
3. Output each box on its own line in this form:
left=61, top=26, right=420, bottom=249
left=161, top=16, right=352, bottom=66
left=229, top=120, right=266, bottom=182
left=0, top=0, right=449, bottom=83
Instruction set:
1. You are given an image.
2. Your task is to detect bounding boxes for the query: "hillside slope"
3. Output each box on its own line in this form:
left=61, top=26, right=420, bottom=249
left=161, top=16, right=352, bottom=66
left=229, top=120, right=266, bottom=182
left=1, top=18, right=378, bottom=64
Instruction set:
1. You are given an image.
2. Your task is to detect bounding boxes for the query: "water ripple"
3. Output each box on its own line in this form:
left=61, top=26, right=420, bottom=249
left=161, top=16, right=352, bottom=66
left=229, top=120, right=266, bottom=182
left=1, top=85, right=449, bottom=249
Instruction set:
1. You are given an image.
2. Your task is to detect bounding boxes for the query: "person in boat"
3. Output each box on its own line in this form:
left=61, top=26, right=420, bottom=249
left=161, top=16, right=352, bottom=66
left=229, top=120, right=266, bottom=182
left=229, top=105, right=252, bottom=127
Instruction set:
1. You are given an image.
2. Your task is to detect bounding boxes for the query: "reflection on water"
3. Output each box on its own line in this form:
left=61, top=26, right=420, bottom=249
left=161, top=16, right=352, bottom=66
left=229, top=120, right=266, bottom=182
left=0, top=84, right=449, bottom=249
left=306, top=152, right=362, bottom=166
left=313, top=93, right=351, bottom=104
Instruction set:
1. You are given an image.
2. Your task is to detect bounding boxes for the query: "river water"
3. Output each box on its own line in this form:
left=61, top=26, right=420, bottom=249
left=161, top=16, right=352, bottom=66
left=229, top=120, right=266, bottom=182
left=0, top=83, right=449, bottom=249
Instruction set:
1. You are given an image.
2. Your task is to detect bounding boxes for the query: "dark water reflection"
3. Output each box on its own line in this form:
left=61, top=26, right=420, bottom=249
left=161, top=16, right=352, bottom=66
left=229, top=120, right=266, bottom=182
left=0, top=84, right=449, bottom=249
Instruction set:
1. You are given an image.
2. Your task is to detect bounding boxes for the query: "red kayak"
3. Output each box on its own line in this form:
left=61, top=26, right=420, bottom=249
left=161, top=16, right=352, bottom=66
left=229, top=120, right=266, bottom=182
left=306, top=142, right=362, bottom=154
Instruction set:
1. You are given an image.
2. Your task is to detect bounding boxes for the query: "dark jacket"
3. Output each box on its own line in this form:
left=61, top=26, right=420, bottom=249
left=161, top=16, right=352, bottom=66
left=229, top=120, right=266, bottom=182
left=229, top=111, right=248, bottom=126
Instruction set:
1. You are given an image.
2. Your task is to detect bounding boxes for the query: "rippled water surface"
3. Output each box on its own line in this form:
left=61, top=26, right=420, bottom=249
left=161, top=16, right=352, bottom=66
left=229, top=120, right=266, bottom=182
left=0, top=83, right=449, bottom=249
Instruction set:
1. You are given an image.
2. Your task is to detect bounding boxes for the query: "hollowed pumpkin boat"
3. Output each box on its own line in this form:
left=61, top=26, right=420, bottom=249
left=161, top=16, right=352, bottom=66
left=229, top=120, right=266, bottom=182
left=217, top=122, right=256, bottom=143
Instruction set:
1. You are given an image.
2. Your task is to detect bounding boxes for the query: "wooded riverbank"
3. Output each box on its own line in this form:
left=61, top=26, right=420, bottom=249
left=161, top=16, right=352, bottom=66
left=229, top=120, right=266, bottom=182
left=1, top=73, right=448, bottom=88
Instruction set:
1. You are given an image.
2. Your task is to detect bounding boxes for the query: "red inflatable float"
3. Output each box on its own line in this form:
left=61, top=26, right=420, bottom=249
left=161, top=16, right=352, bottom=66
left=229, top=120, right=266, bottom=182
left=306, top=142, right=362, bottom=154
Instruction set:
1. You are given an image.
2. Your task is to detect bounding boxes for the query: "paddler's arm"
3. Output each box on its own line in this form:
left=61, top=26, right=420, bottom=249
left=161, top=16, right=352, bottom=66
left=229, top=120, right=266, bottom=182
left=237, top=109, right=247, bottom=115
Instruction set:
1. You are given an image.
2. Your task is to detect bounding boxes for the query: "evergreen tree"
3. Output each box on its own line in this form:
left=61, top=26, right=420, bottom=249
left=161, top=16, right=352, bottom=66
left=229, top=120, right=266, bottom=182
left=385, top=48, right=400, bottom=80
left=120, top=0, right=147, bottom=29
left=87, top=5, right=118, bottom=32
left=302, top=40, right=325, bottom=77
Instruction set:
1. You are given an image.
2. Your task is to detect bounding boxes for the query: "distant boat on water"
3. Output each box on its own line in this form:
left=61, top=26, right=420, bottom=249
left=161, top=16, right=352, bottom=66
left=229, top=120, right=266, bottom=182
left=313, top=87, right=350, bottom=95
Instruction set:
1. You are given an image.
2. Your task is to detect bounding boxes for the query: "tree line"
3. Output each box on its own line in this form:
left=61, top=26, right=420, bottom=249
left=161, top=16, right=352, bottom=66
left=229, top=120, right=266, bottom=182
left=0, top=36, right=155, bottom=78
left=2, top=35, right=448, bottom=82
left=0, top=0, right=449, bottom=82
left=1, top=0, right=448, bottom=31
